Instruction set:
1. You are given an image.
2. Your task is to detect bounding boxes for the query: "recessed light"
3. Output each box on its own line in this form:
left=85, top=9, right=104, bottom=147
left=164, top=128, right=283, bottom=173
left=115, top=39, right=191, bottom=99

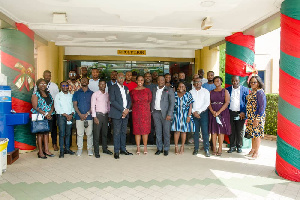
left=200, top=1, right=215, bottom=7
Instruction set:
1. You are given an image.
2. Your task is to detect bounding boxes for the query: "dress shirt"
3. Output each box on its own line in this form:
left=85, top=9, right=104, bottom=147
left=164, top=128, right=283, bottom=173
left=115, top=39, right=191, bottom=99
left=154, top=86, right=165, bottom=110
left=34, top=82, right=59, bottom=99
left=91, top=90, right=110, bottom=117
left=88, top=79, right=99, bottom=92
left=190, top=87, right=210, bottom=113
left=229, top=86, right=240, bottom=111
left=54, top=91, right=75, bottom=115
left=72, top=88, right=94, bottom=120
left=117, top=83, right=127, bottom=109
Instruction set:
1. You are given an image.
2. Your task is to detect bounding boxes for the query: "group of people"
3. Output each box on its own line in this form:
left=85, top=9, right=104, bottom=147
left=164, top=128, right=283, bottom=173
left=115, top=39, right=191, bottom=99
left=31, top=67, right=266, bottom=160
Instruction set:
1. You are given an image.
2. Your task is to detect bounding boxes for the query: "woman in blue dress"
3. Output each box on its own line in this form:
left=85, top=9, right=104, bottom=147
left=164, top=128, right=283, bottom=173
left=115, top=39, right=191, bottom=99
left=171, top=82, right=195, bottom=154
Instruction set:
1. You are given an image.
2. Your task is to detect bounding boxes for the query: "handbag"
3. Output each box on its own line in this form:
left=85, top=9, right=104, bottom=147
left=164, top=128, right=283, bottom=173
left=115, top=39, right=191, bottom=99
left=31, top=114, right=50, bottom=133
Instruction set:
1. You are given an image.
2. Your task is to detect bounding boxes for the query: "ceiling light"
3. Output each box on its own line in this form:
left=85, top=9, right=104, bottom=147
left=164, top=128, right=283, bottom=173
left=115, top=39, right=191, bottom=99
left=53, top=12, right=67, bottom=23
left=200, top=1, right=215, bottom=7
left=201, top=17, right=213, bottom=30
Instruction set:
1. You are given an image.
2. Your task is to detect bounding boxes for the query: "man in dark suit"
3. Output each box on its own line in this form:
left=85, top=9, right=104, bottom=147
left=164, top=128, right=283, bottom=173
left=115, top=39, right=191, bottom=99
left=109, top=73, right=133, bottom=159
left=151, top=76, right=175, bottom=156
left=226, top=76, right=249, bottom=153
left=107, top=70, right=118, bottom=89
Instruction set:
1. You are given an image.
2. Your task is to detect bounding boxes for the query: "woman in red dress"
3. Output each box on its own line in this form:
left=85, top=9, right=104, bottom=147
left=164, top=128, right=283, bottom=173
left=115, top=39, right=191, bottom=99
left=130, top=76, right=152, bottom=155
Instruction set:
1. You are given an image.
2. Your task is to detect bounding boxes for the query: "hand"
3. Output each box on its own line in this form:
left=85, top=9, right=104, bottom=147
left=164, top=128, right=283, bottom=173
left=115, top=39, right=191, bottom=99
left=253, top=119, right=259, bottom=127
left=46, top=114, right=52, bottom=120
left=239, top=112, right=246, bottom=120
left=212, top=111, right=217, bottom=117
left=186, top=116, right=191, bottom=123
left=193, top=112, right=200, bottom=119
left=215, top=111, right=220, bottom=117
left=123, top=109, right=129, bottom=115
left=79, top=114, right=85, bottom=121
left=66, top=115, right=72, bottom=121
left=94, top=117, right=99, bottom=125
left=165, top=115, right=171, bottom=121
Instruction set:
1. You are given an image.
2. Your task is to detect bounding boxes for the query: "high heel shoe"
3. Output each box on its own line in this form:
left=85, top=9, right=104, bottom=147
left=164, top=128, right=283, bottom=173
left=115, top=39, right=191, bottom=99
left=216, top=148, right=222, bottom=156
left=136, top=146, right=140, bottom=155
left=248, top=152, right=259, bottom=160
left=175, top=145, right=179, bottom=155
left=37, top=153, right=47, bottom=159
left=144, top=146, right=148, bottom=155
left=246, top=149, right=255, bottom=157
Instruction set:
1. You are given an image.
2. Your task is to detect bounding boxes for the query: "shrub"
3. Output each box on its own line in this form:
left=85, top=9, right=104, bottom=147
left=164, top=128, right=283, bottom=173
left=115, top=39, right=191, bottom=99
left=265, top=93, right=279, bottom=136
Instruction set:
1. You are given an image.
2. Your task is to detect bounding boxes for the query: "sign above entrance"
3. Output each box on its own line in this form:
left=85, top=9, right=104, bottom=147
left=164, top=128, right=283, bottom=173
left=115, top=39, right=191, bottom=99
left=117, top=50, right=146, bottom=55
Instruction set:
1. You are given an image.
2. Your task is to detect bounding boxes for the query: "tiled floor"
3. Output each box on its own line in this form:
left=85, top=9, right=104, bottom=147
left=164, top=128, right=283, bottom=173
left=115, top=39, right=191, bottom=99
left=0, top=138, right=299, bottom=200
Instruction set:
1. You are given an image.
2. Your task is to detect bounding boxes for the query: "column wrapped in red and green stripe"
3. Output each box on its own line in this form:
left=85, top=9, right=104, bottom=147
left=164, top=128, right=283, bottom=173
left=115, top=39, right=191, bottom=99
left=0, top=23, right=36, bottom=151
left=225, top=32, right=255, bottom=88
left=276, top=0, right=300, bottom=182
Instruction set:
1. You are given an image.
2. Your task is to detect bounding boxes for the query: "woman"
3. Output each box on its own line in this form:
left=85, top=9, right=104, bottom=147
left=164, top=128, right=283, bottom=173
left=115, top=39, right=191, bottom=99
left=31, top=78, right=55, bottom=159
left=171, top=82, right=195, bottom=154
left=130, top=76, right=152, bottom=155
left=208, top=76, right=231, bottom=156
left=245, top=76, right=266, bottom=159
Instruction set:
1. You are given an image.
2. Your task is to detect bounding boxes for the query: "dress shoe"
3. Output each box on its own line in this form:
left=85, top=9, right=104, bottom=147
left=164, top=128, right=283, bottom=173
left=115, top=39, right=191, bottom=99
left=155, top=150, right=163, bottom=155
left=65, top=149, right=75, bottom=155
left=205, top=150, right=210, bottom=157
left=164, top=150, right=168, bottom=156
left=227, top=147, right=236, bottom=153
left=237, top=147, right=242, bottom=153
left=114, top=153, right=120, bottom=159
left=103, top=149, right=113, bottom=155
left=59, top=152, right=64, bottom=158
left=95, top=154, right=100, bottom=158
left=192, top=149, right=198, bottom=155
left=53, top=144, right=59, bottom=151
left=120, top=150, right=133, bottom=155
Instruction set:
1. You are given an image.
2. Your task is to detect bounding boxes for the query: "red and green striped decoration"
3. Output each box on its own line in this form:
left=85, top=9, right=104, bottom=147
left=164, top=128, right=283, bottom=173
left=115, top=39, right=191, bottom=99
left=225, top=32, right=255, bottom=88
left=0, top=23, right=36, bottom=151
left=276, top=0, right=300, bottom=182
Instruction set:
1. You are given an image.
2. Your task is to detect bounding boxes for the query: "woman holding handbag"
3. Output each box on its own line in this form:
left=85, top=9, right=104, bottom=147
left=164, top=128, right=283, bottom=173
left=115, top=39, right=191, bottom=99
left=31, top=78, right=55, bottom=159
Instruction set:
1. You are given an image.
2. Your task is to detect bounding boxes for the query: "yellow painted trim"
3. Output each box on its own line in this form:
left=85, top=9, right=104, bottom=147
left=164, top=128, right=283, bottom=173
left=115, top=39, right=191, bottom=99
left=64, top=55, right=194, bottom=62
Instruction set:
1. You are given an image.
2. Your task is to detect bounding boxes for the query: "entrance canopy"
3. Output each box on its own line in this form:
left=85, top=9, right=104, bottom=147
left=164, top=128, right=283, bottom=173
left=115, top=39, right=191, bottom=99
left=0, top=0, right=282, bottom=57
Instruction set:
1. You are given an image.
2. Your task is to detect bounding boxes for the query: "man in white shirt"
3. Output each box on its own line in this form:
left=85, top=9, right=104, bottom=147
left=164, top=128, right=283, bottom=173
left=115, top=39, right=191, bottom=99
left=226, top=76, right=249, bottom=153
left=190, top=77, right=210, bottom=157
left=198, top=69, right=208, bottom=84
left=88, top=68, right=100, bottom=92
left=55, top=81, right=75, bottom=158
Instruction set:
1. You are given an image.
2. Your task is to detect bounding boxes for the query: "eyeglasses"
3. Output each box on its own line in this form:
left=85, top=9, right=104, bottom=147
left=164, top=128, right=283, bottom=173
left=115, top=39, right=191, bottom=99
left=193, top=81, right=201, bottom=84
left=39, top=83, right=47, bottom=86
left=61, top=85, right=69, bottom=87
left=250, top=81, right=258, bottom=84
left=69, top=73, right=76, bottom=76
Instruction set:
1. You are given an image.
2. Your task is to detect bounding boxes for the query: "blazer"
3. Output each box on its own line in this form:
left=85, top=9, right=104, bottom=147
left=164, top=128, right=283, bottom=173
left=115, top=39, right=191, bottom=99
left=226, top=85, right=249, bottom=114
left=108, top=84, right=131, bottom=119
left=151, top=86, right=175, bottom=119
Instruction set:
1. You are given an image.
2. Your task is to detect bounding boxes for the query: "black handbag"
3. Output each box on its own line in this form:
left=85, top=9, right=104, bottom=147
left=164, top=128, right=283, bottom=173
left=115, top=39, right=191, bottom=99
left=31, top=114, right=50, bottom=133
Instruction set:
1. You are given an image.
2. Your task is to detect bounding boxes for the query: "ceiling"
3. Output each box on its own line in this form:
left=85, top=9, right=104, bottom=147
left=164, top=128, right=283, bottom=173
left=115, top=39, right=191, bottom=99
left=0, top=0, right=283, bottom=51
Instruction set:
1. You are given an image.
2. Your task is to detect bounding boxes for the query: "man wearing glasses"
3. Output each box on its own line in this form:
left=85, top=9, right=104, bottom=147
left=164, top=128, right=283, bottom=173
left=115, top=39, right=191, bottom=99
left=190, top=77, right=210, bottom=157
left=54, top=81, right=75, bottom=158
left=67, top=70, right=81, bottom=95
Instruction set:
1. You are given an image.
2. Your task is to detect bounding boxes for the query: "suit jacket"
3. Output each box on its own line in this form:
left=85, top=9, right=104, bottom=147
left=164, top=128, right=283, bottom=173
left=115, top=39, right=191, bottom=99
left=151, top=86, right=175, bottom=119
left=226, top=85, right=249, bottom=114
left=109, top=84, right=131, bottom=119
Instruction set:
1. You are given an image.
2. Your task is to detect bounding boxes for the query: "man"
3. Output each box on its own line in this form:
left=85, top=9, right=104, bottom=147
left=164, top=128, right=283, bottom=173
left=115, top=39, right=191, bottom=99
left=80, top=66, right=89, bottom=81
left=198, top=69, right=208, bottom=84
left=226, top=76, right=249, bottom=153
left=72, top=77, right=94, bottom=156
left=35, top=70, right=59, bottom=151
left=191, top=74, right=199, bottom=90
left=144, top=72, right=157, bottom=145
left=175, top=72, right=192, bottom=92
left=164, top=73, right=174, bottom=89
left=151, top=76, right=175, bottom=156
left=152, top=71, right=159, bottom=84
left=54, top=81, right=75, bottom=158
left=123, top=71, right=137, bottom=144
left=91, top=80, right=112, bottom=158
left=131, top=71, right=138, bottom=83
left=172, top=73, right=179, bottom=86
left=88, top=68, right=100, bottom=92
left=107, top=70, right=118, bottom=89
left=190, top=77, right=210, bottom=157
left=67, top=70, right=81, bottom=94
left=109, top=73, right=133, bottom=159
left=202, top=71, right=216, bottom=92
left=123, top=71, right=137, bottom=92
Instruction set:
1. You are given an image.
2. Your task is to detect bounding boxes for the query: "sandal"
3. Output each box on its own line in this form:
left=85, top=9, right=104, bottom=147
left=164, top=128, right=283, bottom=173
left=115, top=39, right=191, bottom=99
left=179, top=146, right=184, bottom=154
left=175, top=145, right=179, bottom=155
left=246, top=149, right=255, bottom=157
left=144, top=146, right=148, bottom=155
left=248, top=152, right=259, bottom=160
left=136, top=145, right=140, bottom=155
left=216, top=148, right=222, bottom=156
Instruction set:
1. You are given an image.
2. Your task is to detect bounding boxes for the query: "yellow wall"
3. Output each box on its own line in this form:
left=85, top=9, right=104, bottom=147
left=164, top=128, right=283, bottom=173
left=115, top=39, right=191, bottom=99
left=36, top=42, right=64, bottom=85
left=194, top=47, right=219, bottom=78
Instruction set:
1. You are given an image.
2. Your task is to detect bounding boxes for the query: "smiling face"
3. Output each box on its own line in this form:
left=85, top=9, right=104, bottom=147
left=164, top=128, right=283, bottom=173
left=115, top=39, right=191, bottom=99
left=193, top=78, right=202, bottom=90
left=99, top=81, right=106, bottom=92
left=207, top=72, right=214, bottom=81
left=165, top=74, right=171, bottom=83
left=137, top=76, right=144, bottom=87
left=38, top=80, right=47, bottom=91
left=110, top=71, right=117, bottom=81
left=249, top=77, right=258, bottom=90
left=144, top=72, right=152, bottom=83
left=43, top=72, right=51, bottom=83
left=80, top=77, right=88, bottom=87
left=213, top=77, right=222, bottom=87
left=177, top=82, right=186, bottom=93
left=117, top=73, right=125, bottom=85
left=231, top=76, right=240, bottom=88
left=179, top=72, right=185, bottom=80
left=157, top=76, right=165, bottom=88
left=125, top=71, right=132, bottom=82
left=91, top=69, right=99, bottom=80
